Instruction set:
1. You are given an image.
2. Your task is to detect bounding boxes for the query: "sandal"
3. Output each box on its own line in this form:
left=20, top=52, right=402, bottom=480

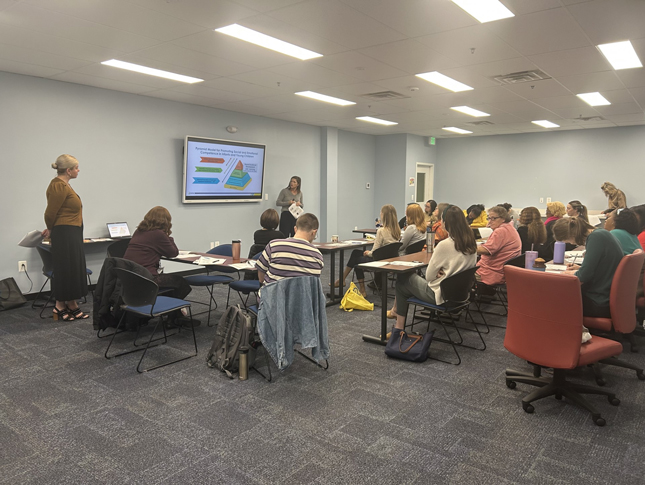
left=68, top=307, right=90, bottom=320
left=53, top=306, right=74, bottom=321
left=386, top=310, right=397, bottom=319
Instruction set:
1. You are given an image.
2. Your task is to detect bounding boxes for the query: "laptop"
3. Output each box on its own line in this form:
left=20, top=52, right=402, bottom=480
left=106, top=222, right=131, bottom=238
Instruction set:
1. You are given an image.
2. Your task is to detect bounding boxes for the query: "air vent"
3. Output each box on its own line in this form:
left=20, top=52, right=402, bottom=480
left=466, top=120, right=495, bottom=126
left=361, top=91, right=410, bottom=100
left=575, top=116, right=605, bottom=122
left=491, top=70, right=551, bottom=85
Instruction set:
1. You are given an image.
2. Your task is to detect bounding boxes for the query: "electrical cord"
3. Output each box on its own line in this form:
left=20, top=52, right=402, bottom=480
left=21, top=265, right=34, bottom=294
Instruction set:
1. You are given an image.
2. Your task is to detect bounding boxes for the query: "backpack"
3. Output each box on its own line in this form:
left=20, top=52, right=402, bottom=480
left=206, top=305, right=256, bottom=378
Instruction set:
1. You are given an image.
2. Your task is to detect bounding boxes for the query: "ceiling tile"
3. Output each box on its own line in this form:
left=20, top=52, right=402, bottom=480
left=567, top=0, right=645, bottom=45
left=267, top=0, right=406, bottom=49
left=628, top=87, right=645, bottom=105
left=49, top=71, right=155, bottom=94
left=230, top=69, right=323, bottom=93
left=556, top=70, right=623, bottom=93
left=129, top=0, right=257, bottom=29
left=144, top=89, right=235, bottom=109
left=486, top=7, right=591, bottom=56
left=267, top=62, right=362, bottom=88
left=502, top=78, right=572, bottom=99
left=0, top=57, right=64, bottom=77
left=311, top=51, right=408, bottom=82
left=594, top=102, right=643, bottom=116
left=230, top=0, right=308, bottom=12
left=358, top=39, right=461, bottom=75
left=503, top=0, right=562, bottom=15
left=168, top=84, right=252, bottom=103
left=0, top=42, right=93, bottom=71
left=528, top=46, right=611, bottom=78
left=487, top=99, right=560, bottom=120
left=546, top=105, right=601, bottom=119
left=201, top=77, right=282, bottom=98
left=603, top=112, right=645, bottom=123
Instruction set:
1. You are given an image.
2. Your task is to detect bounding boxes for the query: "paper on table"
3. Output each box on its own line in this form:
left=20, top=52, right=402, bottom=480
left=345, top=240, right=367, bottom=244
left=477, top=227, right=493, bottom=238
left=545, top=263, right=567, bottom=273
left=193, top=256, right=226, bottom=266
left=229, top=262, right=256, bottom=270
left=359, top=261, right=388, bottom=267
left=389, top=261, right=422, bottom=267
left=18, top=230, right=44, bottom=247
left=176, top=252, right=199, bottom=259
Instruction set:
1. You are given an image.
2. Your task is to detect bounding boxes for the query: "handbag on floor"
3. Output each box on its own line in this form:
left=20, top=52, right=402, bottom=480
left=0, top=277, right=27, bottom=311
left=385, top=327, right=434, bottom=363
left=339, top=282, right=374, bottom=312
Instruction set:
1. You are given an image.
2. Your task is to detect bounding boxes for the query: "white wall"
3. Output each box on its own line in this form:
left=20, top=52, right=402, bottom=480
left=434, top=126, right=645, bottom=212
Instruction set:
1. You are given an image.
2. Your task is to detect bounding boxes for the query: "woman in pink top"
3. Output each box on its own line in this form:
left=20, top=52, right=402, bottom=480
left=476, top=205, right=521, bottom=291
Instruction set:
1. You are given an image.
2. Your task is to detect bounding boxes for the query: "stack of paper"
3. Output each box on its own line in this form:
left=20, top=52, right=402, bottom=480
left=193, top=256, right=226, bottom=266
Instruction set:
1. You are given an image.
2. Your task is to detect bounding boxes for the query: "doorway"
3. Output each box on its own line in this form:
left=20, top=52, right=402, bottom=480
left=415, top=163, right=434, bottom=203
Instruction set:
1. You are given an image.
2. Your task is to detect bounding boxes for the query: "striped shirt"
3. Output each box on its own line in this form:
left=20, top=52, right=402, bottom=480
left=256, top=237, right=324, bottom=284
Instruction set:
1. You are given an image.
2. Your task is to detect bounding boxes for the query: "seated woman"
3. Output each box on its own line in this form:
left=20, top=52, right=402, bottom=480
left=566, top=200, right=589, bottom=222
left=464, top=204, right=487, bottom=227
left=389, top=205, right=477, bottom=330
left=400, top=203, right=427, bottom=255
left=124, top=206, right=191, bottom=301
left=425, top=199, right=437, bottom=224
left=539, top=201, right=567, bottom=261
left=629, top=204, right=645, bottom=250
left=604, top=208, right=642, bottom=255
left=553, top=217, right=623, bottom=318
left=251, top=208, right=285, bottom=256
left=476, top=205, right=521, bottom=294
left=335, top=204, right=400, bottom=297
left=432, top=202, right=450, bottom=243
left=517, top=206, right=546, bottom=253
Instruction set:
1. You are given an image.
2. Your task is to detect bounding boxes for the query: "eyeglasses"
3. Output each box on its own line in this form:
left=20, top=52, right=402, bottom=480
left=488, top=216, right=501, bottom=221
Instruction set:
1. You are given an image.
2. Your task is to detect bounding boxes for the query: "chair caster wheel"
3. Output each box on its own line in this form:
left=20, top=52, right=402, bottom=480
left=609, top=397, right=620, bottom=406
left=522, top=402, right=534, bottom=414
left=637, top=371, right=645, bottom=381
left=555, top=393, right=562, bottom=400
left=506, top=380, right=516, bottom=389
left=596, top=378, right=606, bottom=386
left=593, top=416, right=606, bottom=427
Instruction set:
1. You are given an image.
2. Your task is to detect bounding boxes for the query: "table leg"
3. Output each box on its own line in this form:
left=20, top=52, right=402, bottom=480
left=338, top=250, right=345, bottom=300
left=326, top=251, right=337, bottom=307
left=361, top=270, right=389, bottom=346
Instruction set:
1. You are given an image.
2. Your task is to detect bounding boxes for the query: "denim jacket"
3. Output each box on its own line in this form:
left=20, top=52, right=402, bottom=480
left=257, top=276, right=330, bottom=370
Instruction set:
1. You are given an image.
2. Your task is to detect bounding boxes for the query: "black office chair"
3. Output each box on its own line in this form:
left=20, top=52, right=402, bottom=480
left=405, top=239, right=426, bottom=255
left=407, top=267, right=485, bottom=365
left=366, top=242, right=403, bottom=297
left=32, top=244, right=92, bottom=318
left=106, top=239, right=130, bottom=258
left=105, top=268, right=198, bottom=373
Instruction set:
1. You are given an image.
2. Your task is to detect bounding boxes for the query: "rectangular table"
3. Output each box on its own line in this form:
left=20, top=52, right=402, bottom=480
left=353, top=228, right=377, bottom=237
left=358, top=250, right=432, bottom=345
left=164, top=252, right=249, bottom=269
left=313, top=239, right=374, bottom=307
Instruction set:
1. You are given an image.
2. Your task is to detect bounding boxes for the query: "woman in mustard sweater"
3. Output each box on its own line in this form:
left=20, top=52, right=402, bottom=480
left=42, top=154, right=88, bottom=321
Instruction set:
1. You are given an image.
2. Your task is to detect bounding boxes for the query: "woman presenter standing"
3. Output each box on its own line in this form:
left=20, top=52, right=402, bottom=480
left=42, top=154, right=89, bottom=321
left=276, top=176, right=303, bottom=237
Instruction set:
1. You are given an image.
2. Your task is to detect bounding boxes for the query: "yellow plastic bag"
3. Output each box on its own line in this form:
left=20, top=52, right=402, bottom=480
left=340, top=282, right=374, bottom=312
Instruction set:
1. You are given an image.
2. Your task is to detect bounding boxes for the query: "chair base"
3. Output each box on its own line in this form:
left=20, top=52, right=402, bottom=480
left=505, top=368, right=620, bottom=426
left=590, top=357, right=645, bottom=386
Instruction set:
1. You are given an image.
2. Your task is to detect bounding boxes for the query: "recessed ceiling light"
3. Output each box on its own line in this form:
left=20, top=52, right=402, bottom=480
left=450, top=106, right=490, bottom=117
left=451, top=0, right=514, bottom=23
left=356, top=116, right=398, bottom=126
left=215, top=24, right=322, bottom=60
left=415, top=71, right=473, bottom=92
left=442, top=127, right=473, bottom=134
left=101, top=59, right=203, bottom=83
left=295, top=91, right=355, bottom=106
left=597, top=40, right=643, bottom=70
left=532, top=120, right=560, bottom=128
left=577, top=92, right=611, bottom=106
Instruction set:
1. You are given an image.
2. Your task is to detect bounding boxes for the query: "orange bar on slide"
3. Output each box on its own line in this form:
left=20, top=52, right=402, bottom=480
left=200, top=157, right=225, bottom=164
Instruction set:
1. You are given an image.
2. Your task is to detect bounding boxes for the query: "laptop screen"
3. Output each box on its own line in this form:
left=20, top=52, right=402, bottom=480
left=107, top=222, right=130, bottom=238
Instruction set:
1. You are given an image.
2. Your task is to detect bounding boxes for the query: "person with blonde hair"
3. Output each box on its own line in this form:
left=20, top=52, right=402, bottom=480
left=124, top=206, right=192, bottom=304
left=517, top=206, right=547, bottom=253
left=334, top=204, right=400, bottom=296
left=540, top=201, right=567, bottom=260
left=42, top=154, right=89, bottom=321
left=399, top=203, right=427, bottom=255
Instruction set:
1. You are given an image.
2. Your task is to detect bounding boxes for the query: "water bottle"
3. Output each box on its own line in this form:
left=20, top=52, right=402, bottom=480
left=553, top=241, right=566, bottom=264
left=426, top=227, right=435, bottom=253
left=239, top=347, right=248, bottom=380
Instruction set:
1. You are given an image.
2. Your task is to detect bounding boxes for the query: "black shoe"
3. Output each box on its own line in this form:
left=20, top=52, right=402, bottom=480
left=367, top=281, right=377, bottom=290
left=168, top=316, right=201, bottom=328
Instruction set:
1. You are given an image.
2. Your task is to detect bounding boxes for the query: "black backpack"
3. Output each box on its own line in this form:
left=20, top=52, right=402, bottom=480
left=206, top=305, right=256, bottom=378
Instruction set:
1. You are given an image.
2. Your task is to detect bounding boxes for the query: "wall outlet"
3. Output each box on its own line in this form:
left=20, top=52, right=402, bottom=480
left=411, top=194, right=414, bottom=200
left=366, top=183, right=370, bottom=189
left=546, top=197, right=552, bottom=203
left=354, top=226, right=358, bottom=230
left=18, top=261, right=27, bottom=272
left=214, top=241, right=220, bottom=247
left=210, top=242, right=215, bottom=249
left=539, top=197, right=544, bottom=203
left=265, top=193, right=268, bottom=200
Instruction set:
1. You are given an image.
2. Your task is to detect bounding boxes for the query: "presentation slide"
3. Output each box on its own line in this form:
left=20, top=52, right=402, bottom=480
left=183, top=137, right=265, bottom=203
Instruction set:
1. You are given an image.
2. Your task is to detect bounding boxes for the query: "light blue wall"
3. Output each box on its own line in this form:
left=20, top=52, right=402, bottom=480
left=375, top=134, right=408, bottom=220
left=435, top=126, right=645, bottom=212
left=0, top=71, right=321, bottom=293
left=405, top=134, right=437, bottom=205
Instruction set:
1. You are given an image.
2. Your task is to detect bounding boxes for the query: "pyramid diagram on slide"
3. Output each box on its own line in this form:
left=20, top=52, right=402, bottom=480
left=224, top=160, right=252, bottom=190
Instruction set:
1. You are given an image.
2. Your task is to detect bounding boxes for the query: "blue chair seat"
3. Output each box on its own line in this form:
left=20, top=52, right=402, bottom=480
left=229, top=280, right=261, bottom=293
left=124, top=296, right=190, bottom=317
left=44, top=270, right=54, bottom=278
left=248, top=305, right=258, bottom=316
left=184, top=274, right=234, bottom=286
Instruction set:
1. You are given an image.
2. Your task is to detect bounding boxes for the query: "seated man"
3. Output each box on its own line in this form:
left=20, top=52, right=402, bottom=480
left=256, top=213, right=324, bottom=285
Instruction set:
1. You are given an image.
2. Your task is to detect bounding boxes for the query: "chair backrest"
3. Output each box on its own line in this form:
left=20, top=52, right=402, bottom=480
left=503, top=253, right=526, bottom=268
left=113, top=268, right=159, bottom=307
left=610, top=250, right=645, bottom=333
left=107, top=239, right=130, bottom=258
left=248, top=243, right=265, bottom=259
left=503, top=265, right=584, bottom=370
left=440, top=267, right=477, bottom=303
left=405, top=239, right=426, bottom=255
left=36, top=245, right=54, bottom=275
left=208, top=244, right=233, bottom=257
left=373, top=242, right=403, bottom=261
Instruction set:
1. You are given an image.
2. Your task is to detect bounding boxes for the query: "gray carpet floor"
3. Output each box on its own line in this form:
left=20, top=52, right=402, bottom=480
left=2, top=256, right=645, bottom=484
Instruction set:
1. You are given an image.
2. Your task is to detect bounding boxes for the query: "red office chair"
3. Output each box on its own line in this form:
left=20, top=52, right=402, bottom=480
left=583, top=250, right=645, bottom=385
left=503, top=266, right=623, bottom=426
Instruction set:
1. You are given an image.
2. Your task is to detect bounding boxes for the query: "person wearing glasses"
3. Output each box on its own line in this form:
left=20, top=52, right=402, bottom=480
left=475, top=205, right=521, bottom=296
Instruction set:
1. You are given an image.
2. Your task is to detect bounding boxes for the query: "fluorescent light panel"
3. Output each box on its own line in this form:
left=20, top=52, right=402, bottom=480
left=295, top=91, right=355, bottom=106
left=101, top=59, right=203, bottom=83
left=451, top=0, right=514, bottom=23
left=415, top=71, right=473, bottom=92
left=215, top=24, right=322, bottom=60
left=356, top=116, right=398, bottom=126
left=532, top=120, right=560, bottom=128
left=450, top=106, right=490, bottom=117
left=442, top=127, right=472, bottom=134
left=597, top=40, right=643, bottom=70
left=577, top=92, right=611, bottom=106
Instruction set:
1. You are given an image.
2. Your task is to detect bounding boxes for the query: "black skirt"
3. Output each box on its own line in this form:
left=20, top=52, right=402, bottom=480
left=279, top=211, right=296, bottom=238
left=51, top=225, right=88, bottom=301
